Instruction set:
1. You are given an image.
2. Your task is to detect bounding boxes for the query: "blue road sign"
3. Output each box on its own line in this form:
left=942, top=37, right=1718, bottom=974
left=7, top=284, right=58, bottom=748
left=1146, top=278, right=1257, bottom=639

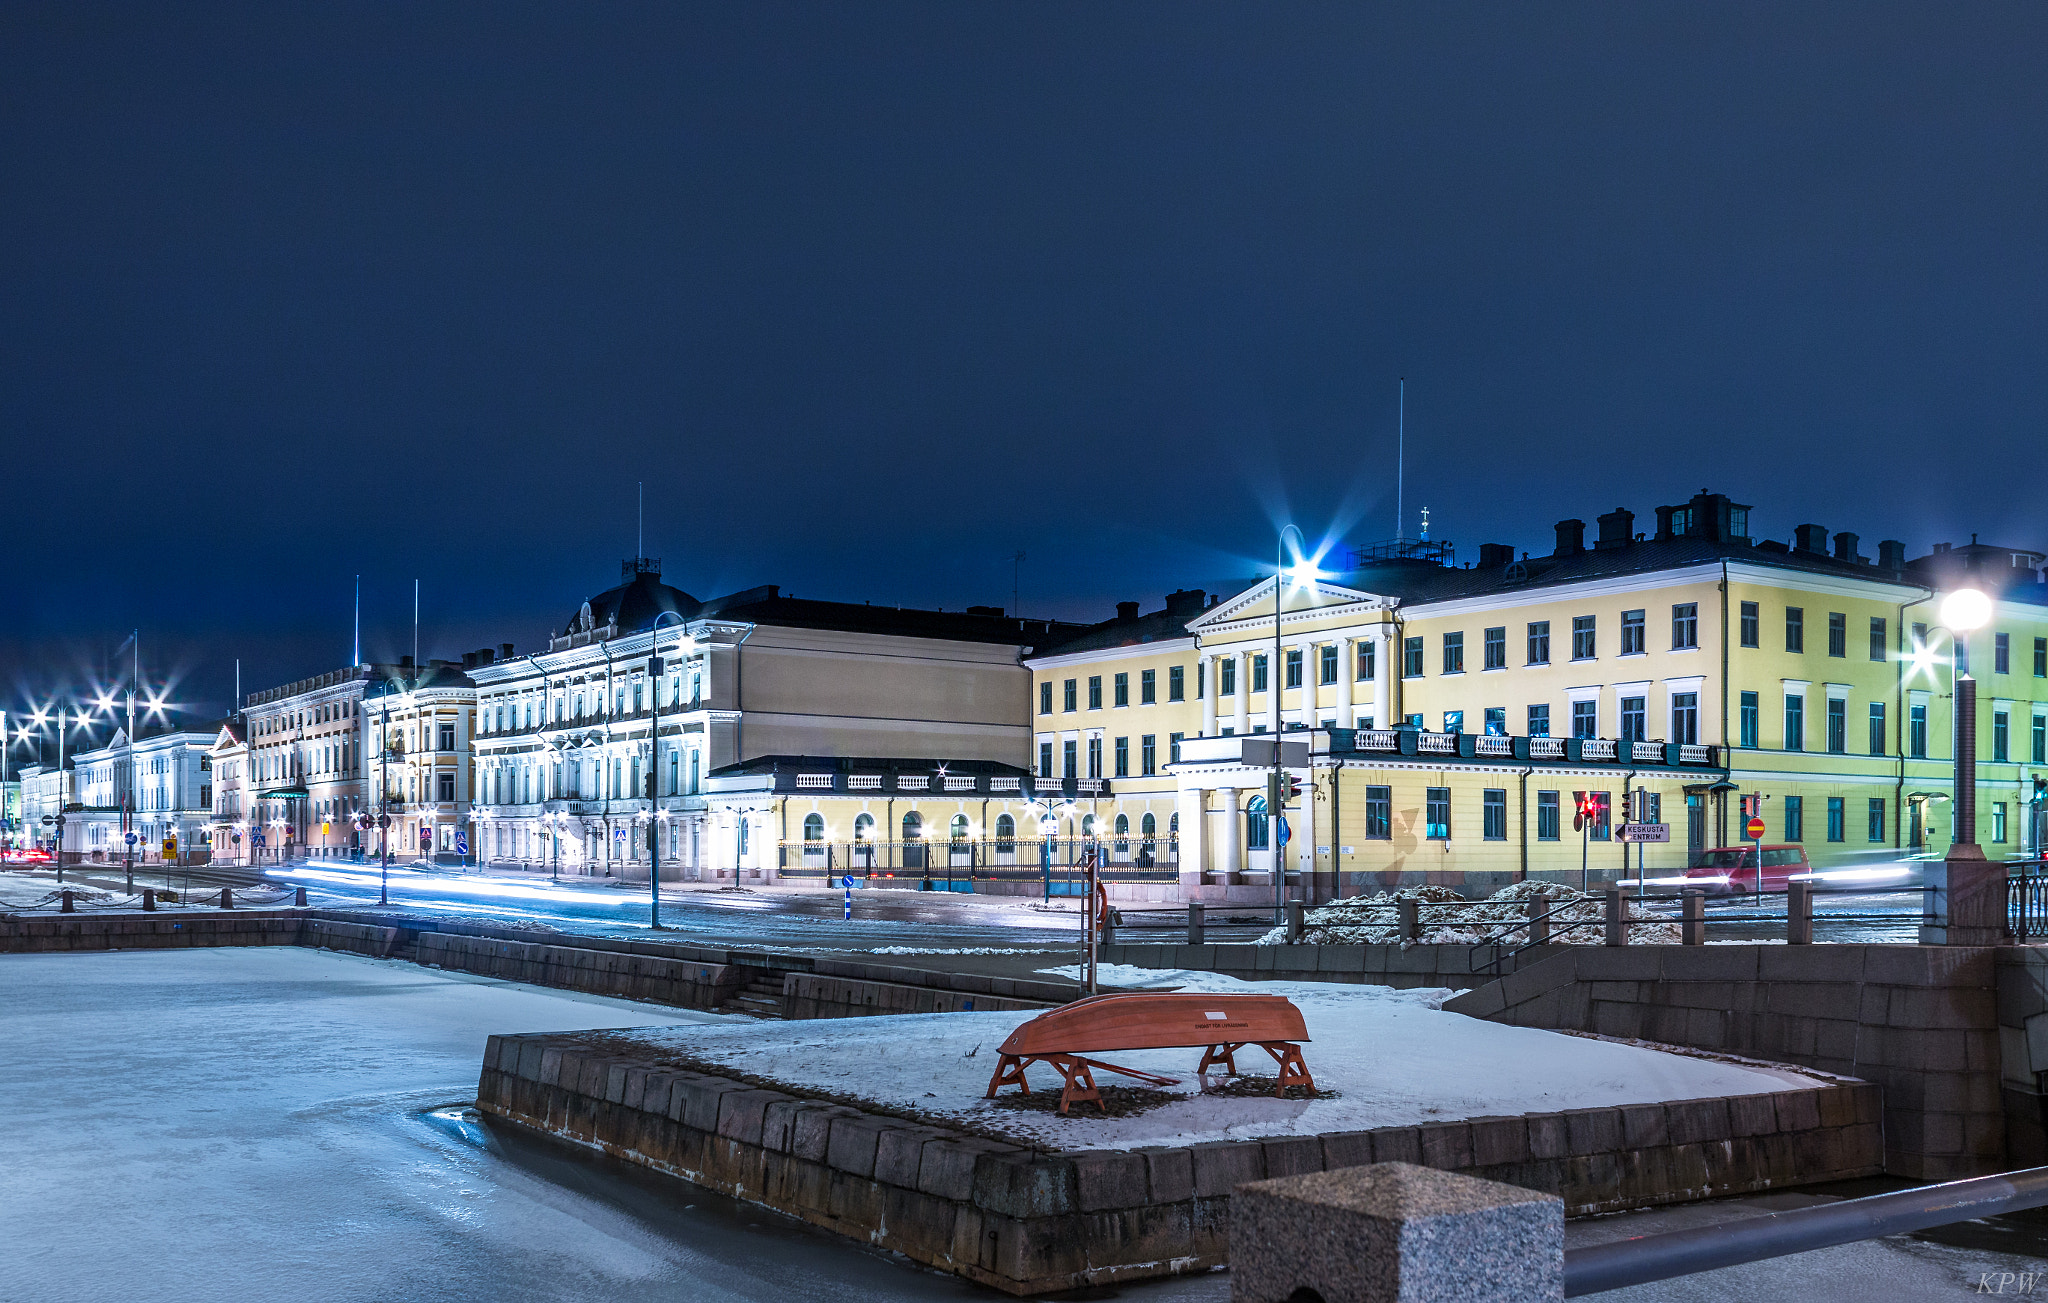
left=454, top=832, right=468, bottom=855
left=124, top=832, right=136, bottom=845
left=1277, top=814, right=1291, bottom=847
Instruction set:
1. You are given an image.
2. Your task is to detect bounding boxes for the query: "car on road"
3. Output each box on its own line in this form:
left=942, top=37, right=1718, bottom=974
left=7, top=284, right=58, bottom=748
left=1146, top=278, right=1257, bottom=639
left=1, top=848, right=54, bottom=867
left=1683, top=844, right=1811, bottom=895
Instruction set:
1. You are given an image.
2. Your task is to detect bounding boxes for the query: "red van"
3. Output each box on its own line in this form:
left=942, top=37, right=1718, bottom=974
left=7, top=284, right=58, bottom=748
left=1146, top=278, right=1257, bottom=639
left=1683, top=845, right=1812, bottom=895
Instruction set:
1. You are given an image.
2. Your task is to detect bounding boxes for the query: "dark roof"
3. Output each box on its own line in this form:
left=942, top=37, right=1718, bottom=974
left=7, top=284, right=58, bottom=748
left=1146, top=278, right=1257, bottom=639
left=363, top=660, right=475, bottom=700
left=1033, top=588, right=1218, bottom=657
left=700, top=587, right=1086, bottom=648
left=710, top=754, right=1033, bottom=778
left=567, top=567, right=699, bottom=638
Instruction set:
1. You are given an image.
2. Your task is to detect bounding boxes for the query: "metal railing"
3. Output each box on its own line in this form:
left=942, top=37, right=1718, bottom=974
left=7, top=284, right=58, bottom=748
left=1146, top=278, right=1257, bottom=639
left=2006, top=857, right=2048, bottom=940
left=1564, top=1166, right=2048, bottom=1296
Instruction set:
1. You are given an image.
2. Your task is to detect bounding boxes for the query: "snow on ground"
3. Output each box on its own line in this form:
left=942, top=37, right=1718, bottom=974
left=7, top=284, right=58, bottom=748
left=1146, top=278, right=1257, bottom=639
left=588, top=973, right=1831, bottom=1152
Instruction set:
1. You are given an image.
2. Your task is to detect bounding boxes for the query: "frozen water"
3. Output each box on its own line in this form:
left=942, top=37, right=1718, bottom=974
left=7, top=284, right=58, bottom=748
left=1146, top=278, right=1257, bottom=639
left=0, top=947, right=1221, bottom=1302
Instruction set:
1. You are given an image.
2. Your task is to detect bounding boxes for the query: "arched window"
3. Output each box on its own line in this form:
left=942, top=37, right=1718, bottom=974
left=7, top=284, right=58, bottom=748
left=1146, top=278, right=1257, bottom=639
left=1247, top=795, right=1270, bottom=850
left=854, top=813, right=875, bottom=841
left=1114, top=813, right=1129, bottom=852
left=949, top=814, right=970, bottom=841
left=1141, top=813, right=1156, bottom=840
left=1081, top=813, right=1096, bottom=838
left=902, top=811, right=923, bottom=841
left=994, top=813, right=1016, bottom=851
left=803, top=813, right=824, bottom=842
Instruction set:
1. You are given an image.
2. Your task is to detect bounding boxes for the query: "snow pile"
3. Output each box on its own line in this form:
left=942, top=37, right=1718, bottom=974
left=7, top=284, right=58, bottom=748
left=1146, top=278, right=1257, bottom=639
left=1255, top=881, right=1681, bottom=946
left=1037, top=961, right=1455, bottom=1009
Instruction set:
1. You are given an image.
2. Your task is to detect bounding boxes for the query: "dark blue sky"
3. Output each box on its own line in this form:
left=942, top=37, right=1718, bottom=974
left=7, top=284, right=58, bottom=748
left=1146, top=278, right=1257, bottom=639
left=3, top=3, right=2044, bottom=730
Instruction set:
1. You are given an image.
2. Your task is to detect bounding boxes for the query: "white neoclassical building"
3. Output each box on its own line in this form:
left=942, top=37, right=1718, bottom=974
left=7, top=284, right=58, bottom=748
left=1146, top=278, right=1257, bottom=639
left=469, top=558, right=1081, bottom=882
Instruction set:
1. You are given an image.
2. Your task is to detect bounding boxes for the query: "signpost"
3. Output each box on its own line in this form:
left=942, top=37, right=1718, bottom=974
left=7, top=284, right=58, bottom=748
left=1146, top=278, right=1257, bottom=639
left=1745, top=815, right=1767, bottom=840
left=842, top=873, right=854, bottom=921
left=1618, top=824, right=1671, bottom=843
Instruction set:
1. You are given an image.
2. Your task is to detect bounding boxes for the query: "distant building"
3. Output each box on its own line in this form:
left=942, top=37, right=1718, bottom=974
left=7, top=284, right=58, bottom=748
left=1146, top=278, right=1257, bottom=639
left=67, top=726, right=215, bottom=864
left=361, top=659, right=477, bottom=862
left=207, top=719, right=249, bottom=863
left=241, top=663, right=393, bottom=861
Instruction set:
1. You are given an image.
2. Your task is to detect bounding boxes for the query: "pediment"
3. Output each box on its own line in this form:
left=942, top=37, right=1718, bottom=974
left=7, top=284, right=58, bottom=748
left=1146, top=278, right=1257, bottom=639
left=1188, top=576, right=1395, bottom=635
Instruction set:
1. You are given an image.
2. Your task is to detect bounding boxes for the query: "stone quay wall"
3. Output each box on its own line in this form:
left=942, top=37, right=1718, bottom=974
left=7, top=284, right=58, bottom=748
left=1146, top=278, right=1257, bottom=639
left=475, top=1030, right=1880, bottom=1296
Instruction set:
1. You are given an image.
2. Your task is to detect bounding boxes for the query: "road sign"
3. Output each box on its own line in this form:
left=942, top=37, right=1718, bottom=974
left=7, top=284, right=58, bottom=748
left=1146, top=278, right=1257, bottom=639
left=162, top=839, right=176, bottom=857
left=1618, top=823, right=1670, bottom=843
left=1745, top=816, right=1767, bottom=840
left=125, top=832, right=136, bottom=845
left=377, top=815, right=390, bottom=829
left=454, top=832, right=468, bottom=855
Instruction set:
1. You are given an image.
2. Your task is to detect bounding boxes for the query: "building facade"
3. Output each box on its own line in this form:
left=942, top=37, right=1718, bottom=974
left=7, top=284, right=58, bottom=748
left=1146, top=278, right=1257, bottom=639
left=361, top=660, right=478, bottom=862
left=67, top=727, right=215, bottom=864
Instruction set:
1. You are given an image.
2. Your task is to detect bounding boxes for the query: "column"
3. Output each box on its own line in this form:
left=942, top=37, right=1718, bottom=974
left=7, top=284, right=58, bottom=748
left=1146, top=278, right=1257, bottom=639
left=1340, top=637, right=1358, bottom=729
left=1233, top=652, right=1250, bottom=735
left=1301, top=639, right=1319, bottom=730
left=1200, top=656, right=1217, bottom=736
left=1375, top=628, right=1395, bottom=730
left=1177, top=785, right=1205, bottom=890
left=1217, top=786, right=1241, bottom=880
left=758, top=810, right=778, bottom=885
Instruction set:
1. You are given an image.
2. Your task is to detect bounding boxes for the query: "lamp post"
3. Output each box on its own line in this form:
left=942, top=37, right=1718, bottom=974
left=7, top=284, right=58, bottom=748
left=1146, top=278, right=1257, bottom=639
left=1273, top=523, right=1306, bottom=917
left=1921, top=588, right=1997, bottom=944
left=1940, top=588, right=1992, bottom=852
left=646, top=612, right=692, bottom=930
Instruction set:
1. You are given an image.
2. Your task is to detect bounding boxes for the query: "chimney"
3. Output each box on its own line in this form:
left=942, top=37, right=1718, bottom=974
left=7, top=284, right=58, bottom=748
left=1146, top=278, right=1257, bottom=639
left=1831, top=531, right=1862, bottom=563
left=1878, top=540, right=1907, bottom=570
left=1654, top=505, right=1675, bottom=540
left=499, top=642, right=514, bottom=660
left=1554, top=519, right=1586, bottom=557
left=1478, top=543, right=1514, bottom=568
left=400, top=654, right=414, bottom=670
left=1794, top=524, right=1828, bottom=554
left=1115, top=601, right=1140, bottom=621
left=1595, top=508, right=1635, bottom=551
left=461, top=651, right=477, bottom=670
left=1164, top=588, right=1206, bottom=617
left=965, top=605, right=1004, bottom=617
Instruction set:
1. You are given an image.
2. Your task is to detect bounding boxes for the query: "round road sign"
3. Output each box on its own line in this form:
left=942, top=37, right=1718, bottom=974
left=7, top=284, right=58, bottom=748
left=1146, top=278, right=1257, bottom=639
left=1745, top=816, right=1766, bottom=840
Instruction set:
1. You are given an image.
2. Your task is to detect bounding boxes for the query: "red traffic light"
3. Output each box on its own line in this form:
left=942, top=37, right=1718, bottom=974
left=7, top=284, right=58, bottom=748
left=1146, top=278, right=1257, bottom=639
left=1285, top=775, right=1304, bottom=803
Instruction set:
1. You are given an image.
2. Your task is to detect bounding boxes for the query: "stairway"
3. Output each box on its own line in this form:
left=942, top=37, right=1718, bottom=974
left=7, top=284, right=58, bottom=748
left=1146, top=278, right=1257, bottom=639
left=718, top=974, right=785, bottom=1019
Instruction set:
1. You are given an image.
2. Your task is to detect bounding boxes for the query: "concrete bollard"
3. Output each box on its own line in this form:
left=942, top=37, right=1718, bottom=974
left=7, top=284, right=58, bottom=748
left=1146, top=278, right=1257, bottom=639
left=1286, top=900, right=1306, bottom=944
left=1396, top=897, right=1420, bottom=942
left=60, top=889, right=75, bottom=913
left=1788, top=880, right=1814, bottom=945
left=1604, top=885, right=1627, bottom=946
left=141, top=888, right=156, bottom=912
left=219, top=887, right=234, bottom=910
left=1681, top=888, right=1706, bottom=945
left=1187, top=901, right=1205, bottom=946
left=1231, top=1162, right=1564, bottom=1303
left=295, top=886, right=309, bottom=907
left=1524, top=896, right=1550, bottom=947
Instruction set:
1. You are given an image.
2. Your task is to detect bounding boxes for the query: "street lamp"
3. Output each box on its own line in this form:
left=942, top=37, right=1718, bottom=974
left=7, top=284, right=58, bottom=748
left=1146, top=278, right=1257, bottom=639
left=1272, top=523, right=1308, bottom=916
left=1940, top=588, right=1992, bottom=852
left=645, top=613, right=693, bottom=931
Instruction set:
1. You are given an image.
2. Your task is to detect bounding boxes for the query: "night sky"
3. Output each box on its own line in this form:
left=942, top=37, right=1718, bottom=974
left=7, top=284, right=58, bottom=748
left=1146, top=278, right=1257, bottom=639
left=4, top=3, right=2044, bottom=736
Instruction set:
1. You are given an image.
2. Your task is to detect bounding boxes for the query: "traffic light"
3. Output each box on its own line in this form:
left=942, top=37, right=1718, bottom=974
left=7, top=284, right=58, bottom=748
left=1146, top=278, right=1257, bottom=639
left=1740, top=793, right=1761, bottom=820
left=1572, top=790, right=1592, bottom=832
left=1285, top=774, right=1304, bottom=803
left=2034, top=776, right=2046, bottom=805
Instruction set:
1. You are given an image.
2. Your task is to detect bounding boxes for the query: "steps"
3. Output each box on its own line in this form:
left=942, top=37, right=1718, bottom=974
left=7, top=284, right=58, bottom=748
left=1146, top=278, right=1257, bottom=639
left=718, top=974, right=786, bottom=1019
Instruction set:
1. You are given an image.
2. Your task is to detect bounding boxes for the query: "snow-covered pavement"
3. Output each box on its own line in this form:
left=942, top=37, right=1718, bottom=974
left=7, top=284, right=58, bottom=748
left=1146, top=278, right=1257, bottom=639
left=580, top=964, right=1832, bottom=1151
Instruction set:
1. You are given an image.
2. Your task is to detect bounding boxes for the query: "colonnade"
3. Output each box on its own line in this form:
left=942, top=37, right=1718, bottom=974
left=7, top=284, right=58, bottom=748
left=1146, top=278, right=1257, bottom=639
left=1196, top=628, right=1397, bottom=737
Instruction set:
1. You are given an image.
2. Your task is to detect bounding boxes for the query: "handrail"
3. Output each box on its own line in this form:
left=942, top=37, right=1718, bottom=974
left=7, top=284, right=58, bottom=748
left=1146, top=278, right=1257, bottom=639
left=1564, top=1166, right=2048, bottom=1296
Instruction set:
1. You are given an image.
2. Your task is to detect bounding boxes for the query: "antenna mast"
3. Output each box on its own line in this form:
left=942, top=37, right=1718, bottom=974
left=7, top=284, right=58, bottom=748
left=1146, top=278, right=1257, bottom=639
left=1397, top=377, right=1406, bottom=539
left=412, top=580, right=420, bottom=684
left=353, top=575, right=360, bottom=668
left=638, top=481, right=644, bottom=558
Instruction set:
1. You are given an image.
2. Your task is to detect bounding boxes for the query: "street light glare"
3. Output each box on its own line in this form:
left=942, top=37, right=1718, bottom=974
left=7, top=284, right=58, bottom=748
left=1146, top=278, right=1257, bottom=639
left=1940, top=588, right=1991, bottom=632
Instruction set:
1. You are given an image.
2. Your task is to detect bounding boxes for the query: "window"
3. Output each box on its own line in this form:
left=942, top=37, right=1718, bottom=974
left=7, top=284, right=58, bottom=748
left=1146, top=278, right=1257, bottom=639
left=1403, top=637, right=1424, bottom=677
left=1865, top=616, right=1885, bottom=663
left=1112, top=814, right=1128, bottom=849
left=1527, top=621, right=1551, bottom=665
left=1620, top=696, right=1646, bottom=743
left=1740, top=692, right=1760, bottom=748
left=1994, top=710, right=2010, bottom=762
left=1740, top=601, right=1759, bottom=648
left=1040, top=683, right=1053, bottom=715
left=1483, top=789, right=1508, bottom=840
left=1141, top=735, right=1156, bottom=775
left=1285, top=649, right=1303, bottom=689
left=2037, top=637, right=2047, bottom=678
left=1088, top=676, right=1103, bottom=710
left=1483, top=627, right=1506, bottom=670
left=1220, top=658, right=1237, bottom=696
left=1364, top=786, right=1391, bottom=840
left=1827, top=698, right=1846, bottom=754
left=1784, top=694, right=1804, bottom=751
left=1620, top=609, right=1645, bottom=655
left=1671, top=693, right=1698, bottom=745
left=1356, top=640, right=1375, bottom=681
left=1571, top=616, right=1595, bottom=660
left=1528, top=703, right=1551, bottom=737
left=1910, top=704, right=1928, bottom=758
left=1484, top=707, right=1506, bottom=736
left=1590, top=791, right=1611, bottom=841
left=1135, top=668, right=1154, bottom=704
left=1827, top=797, right=1844, bottom=842
left=2034, top=714, right=2046, bottom=765
left=1537, top=791, right=1560, bottom=841
left=1039, top=741, right=1053, bottom=777
left=1246, top=795, right=1269, bottom=850
left=1252, top=655, right=1269, bottom=692
left=1442, top=632, right=1465, bottom=674
left=1672, top=603, right=1698, bottom=650
left=1443, top=710, right=1464, bottom=735
left=854, top=813, right=875, bottom=843
left=1827, top=612, right=1846, bottom=658
left=1425, top=788, right=1451, bottom=840
left=1087, top=736, right=1102, bottom=778
left=1113, top=736, right=1129, bottom=778
left=1063, top=679, right=1077, bottom=712
left=1572, top=700, right=1597, bottom=739
left=1169, top=732, right=1183, bottom=763
left=438, top=723, right=456, bottom=751
left=994, top=814, right=1015, bottom=851
left=1785, top=608, right=1804, bottom=653
left=1996, top=632, right=2011, bottom=675
left=1869, top=702, right=1887, bottom=755
left=1784, top=795, right=1804, bottom=842
left=1868, top=798, right=1886, bottom=843
left=1063, top=739, right=1078, bottom=777
left=1993, top=803, right=2008, bottom=844
left=1320, top=644, right=1339, bottom=685
left=1141, top=813, right=1156, bottom=844
left=1167, top=665, right=1184, bottom=701
left=803, top=813, right=824, bottom=843
left=1112, top=672, right=1129, bottom=707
